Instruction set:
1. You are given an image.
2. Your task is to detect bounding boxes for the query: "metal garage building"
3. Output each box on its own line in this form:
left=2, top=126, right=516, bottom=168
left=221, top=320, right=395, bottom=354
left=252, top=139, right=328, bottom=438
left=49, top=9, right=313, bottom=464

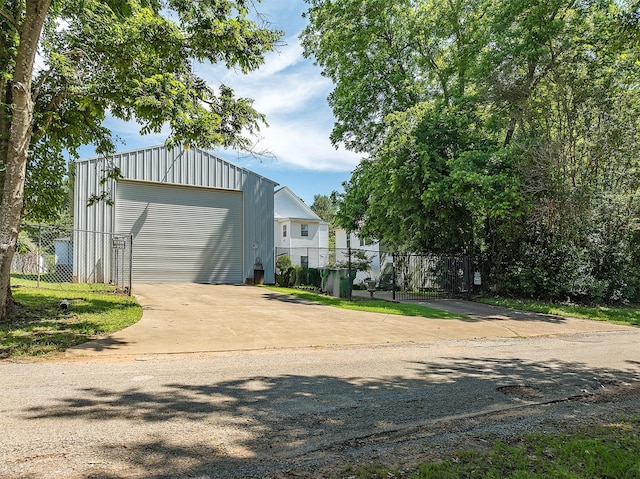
left=73, top=145, right=277, bottom=286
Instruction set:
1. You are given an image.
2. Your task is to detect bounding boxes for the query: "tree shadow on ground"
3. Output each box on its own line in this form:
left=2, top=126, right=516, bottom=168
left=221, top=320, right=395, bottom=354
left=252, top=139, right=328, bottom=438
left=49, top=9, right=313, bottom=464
left=262, top=291, right=323, bottom=306
left=261, top=291, right=473, bottom=320
left=0, top=294, right=135, bottom=357
left=21, top=355, right=640, bottom=478
left=422, top=300, right=578, bottom=324
left=67, top=336, right=130, bottom=353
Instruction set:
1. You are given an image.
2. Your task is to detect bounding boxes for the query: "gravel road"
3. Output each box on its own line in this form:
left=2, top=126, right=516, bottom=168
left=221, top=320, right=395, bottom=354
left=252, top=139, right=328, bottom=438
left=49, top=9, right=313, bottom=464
left=2, top=331, right=640, bottom=478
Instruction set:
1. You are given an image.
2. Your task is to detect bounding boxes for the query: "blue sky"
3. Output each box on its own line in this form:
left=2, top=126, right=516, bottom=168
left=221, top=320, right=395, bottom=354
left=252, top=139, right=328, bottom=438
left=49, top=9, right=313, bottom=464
left=79, top=1, right=361, bottom=206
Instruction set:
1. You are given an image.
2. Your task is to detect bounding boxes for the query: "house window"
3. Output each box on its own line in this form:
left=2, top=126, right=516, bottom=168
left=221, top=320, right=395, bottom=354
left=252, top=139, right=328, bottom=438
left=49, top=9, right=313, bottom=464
left=283, top=225, right=287, bottom=238
left=301, top=224, right=309, bottom=237
left=301, top=256, right=309, bottom=268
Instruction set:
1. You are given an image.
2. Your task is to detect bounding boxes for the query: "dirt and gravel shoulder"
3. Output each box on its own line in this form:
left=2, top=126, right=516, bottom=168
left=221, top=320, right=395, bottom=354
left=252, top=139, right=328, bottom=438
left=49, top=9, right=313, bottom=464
left=296, top=381, right=640, bottom=478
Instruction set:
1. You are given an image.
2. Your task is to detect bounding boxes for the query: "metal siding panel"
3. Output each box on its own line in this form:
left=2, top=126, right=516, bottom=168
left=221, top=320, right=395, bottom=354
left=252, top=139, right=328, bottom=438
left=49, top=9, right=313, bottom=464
left=207, top=155, right=214, bottom=186
left=242, top=174, right=276, bottom=283
left=152, top=147, right=160, bottom=182
left=143, top=151, right=149, bottom=180
left=121, top=154, right=129, bottom=179
left=204, top=151, right=211, bottom=186
left=74, top=145, right=277, bottom=283
left=178, top=150, right=186, bottom=184
left=193, top=150, right=201, bottom=185
left=185, top=152, right=191, bottom=184
left=168, top=149, right=174, bottom=183
left=73, top=158, right=114, bottom=283
left=115, top=181, right=243, bottom=284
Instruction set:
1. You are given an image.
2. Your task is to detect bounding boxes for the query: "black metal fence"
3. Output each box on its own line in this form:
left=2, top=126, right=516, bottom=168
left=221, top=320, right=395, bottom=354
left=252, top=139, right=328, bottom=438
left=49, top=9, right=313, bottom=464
left=391, top=254, right=472, bottom=300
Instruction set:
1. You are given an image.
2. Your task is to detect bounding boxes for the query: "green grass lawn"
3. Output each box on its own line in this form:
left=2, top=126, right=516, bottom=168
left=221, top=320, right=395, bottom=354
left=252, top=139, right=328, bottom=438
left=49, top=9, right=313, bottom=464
left=264, top=286, right=466, bottom=320
left=351, top=419, right=640, bottom=478
left=1, top=276, right=142, bottom=358
left=478, top=297, right=640, bottom=327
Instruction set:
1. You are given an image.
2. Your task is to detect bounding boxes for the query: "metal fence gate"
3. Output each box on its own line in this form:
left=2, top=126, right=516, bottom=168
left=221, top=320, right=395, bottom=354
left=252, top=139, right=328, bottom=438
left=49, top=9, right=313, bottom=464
left=110, top=234, right=133, bottom=294
left=392, top=254, right=472, bottom=300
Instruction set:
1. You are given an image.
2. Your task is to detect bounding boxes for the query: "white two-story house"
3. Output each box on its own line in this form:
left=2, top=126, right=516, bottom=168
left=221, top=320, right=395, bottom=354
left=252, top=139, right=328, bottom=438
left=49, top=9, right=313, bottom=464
left=335, top=228, right=389, bottom=283
left=274, top=187, right=330, bottom=268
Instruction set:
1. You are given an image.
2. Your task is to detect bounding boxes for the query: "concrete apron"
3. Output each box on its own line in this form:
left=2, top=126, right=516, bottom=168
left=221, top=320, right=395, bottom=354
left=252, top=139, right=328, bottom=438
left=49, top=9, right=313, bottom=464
left=68, top=284, right=634, bottom=357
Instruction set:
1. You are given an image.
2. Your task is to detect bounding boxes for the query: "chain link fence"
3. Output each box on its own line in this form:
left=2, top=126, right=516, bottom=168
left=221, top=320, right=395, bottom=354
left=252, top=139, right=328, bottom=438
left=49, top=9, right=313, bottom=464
left=11, top=224, right=132, bottom=294
left=275, top=246, right=389, bottom=293
left=275, top=246, right=471, bottom=299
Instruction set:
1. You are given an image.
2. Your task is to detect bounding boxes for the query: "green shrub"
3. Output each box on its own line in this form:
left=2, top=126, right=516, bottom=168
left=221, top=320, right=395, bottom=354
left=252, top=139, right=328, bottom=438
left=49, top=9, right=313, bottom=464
left=490, top=234, right=640, bottom=304
left=287, top=266, right=297, bottom=287
left=276, top=255, right=292, bottom=274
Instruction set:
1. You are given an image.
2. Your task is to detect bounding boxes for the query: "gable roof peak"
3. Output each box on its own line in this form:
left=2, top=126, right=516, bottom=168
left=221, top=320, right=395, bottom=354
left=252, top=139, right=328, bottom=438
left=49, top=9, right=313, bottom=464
left=274, top=186, right=322, bottom=221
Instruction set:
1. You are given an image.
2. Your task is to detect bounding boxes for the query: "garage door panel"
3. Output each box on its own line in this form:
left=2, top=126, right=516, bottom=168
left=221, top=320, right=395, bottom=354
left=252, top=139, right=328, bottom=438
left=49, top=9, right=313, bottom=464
left=115, top=181, right=243, bottom=284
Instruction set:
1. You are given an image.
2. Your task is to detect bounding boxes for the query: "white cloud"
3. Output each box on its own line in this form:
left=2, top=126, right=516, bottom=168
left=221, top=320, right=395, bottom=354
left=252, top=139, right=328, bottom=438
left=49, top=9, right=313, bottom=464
left=250, top=71, right=331, bottom=117
left=102, top=116, right=170, bottom=150
left=193, top=28, right=360, bottom=173
left=245, top=118, right=362, bottom=172
left=253, top=39, right=305, bottom=78
left=88, top=3, right=360, bottom=176
left=196, top=34, right=303, bottom=84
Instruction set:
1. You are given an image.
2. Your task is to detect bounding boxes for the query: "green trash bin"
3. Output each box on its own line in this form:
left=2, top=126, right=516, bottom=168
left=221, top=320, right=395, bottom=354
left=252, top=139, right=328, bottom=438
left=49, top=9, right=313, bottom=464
left=338, top=269, right=357, bottom=298
left=319, top=268, right=330, bottom=292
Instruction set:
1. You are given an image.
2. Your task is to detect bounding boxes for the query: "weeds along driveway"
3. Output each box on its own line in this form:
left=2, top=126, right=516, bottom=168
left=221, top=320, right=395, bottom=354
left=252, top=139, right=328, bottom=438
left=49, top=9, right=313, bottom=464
left=68, top=284, right=635, bottom=357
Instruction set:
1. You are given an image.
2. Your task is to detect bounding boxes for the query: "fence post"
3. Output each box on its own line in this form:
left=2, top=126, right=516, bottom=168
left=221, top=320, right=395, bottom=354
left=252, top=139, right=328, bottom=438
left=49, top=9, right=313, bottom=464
left=392, top=253, right=396, bottom=301
left=36, top=225, right=41, bottom=288
left=466, top=256, right=472, bottom=301
left=348, top=244, right=352, bottom=301
left=128, top=234, right=133, bottom=295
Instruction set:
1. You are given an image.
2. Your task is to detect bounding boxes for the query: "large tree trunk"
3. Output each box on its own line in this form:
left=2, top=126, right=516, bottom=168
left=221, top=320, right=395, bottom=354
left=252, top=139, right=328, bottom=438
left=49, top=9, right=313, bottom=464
left=0, top=0, right=51, bottom=323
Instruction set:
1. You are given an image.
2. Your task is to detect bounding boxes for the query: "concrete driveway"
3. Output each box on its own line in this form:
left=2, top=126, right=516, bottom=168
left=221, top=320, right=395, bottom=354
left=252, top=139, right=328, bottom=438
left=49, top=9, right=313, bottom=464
left=68, top=284, right=634, bottom=356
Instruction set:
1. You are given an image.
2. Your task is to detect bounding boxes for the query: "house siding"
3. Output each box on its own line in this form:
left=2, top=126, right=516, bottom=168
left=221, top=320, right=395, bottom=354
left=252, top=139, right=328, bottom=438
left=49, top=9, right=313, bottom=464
left=335, top=228, right=387, bottom=283
left=273, top=186, right=330, bottom=268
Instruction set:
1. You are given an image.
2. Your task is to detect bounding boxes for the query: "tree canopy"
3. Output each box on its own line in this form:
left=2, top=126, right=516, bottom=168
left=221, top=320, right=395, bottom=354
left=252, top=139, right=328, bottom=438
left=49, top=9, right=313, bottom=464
left=310, top=194, right=336, bottom=223
left=0, top=0, right=281, bottom=321
left=302, top=0, right=640, bottom=302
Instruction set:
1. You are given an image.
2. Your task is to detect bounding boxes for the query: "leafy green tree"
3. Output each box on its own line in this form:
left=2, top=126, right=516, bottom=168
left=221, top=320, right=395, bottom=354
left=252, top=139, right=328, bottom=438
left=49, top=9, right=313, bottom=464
left=334, top=249, right=373, bottom=274
left=302, top=0, right=490, bottom=152
left=336, top=101, right=523, bottom=254
left=303, top=0, right=640, bottom=302
left=310, top=194, right=336, bottom=223
left=0, top=0, right=281, bottom=321
left=488, top=3, right=640, bottom=301
left=620, top=0, right=640, bottom=46
left=311, top=193, right=337, bottom=248
left=302, top=0, right=423, bottom=152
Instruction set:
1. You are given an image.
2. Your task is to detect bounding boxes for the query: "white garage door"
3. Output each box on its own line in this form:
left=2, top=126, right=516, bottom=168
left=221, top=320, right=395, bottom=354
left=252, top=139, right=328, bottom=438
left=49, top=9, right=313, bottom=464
left=115, top=181, right=243, bottom=283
